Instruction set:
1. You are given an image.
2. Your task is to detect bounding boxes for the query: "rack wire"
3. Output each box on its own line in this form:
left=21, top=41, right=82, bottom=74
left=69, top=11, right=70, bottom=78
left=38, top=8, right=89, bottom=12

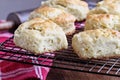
left=0, top=28, right=120, bottom=77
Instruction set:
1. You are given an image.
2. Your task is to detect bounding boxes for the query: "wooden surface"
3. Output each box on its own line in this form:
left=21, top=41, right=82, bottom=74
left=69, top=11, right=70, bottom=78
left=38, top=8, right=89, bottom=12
left=46, top=68, right=120, bottom=80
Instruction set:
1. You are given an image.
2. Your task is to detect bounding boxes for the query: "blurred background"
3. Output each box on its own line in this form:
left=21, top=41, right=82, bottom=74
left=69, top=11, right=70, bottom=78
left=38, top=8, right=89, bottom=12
left=0, top=0, right=102, bottom=20
left=0, top=0, right=42, bottom=19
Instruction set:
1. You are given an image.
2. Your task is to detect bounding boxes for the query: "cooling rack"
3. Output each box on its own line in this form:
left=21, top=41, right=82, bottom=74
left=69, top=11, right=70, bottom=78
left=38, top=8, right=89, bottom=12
left=0, top=28, right=120, bottom=77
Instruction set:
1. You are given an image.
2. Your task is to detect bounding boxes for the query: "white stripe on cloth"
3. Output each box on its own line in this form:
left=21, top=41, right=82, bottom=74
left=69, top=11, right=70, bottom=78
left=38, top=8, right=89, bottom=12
left=32, top=57, right=43, bottom=80
left=0, top=67, right=34, bottom=79
left=0, top=32, right=12, bottom=37
left=0, top=59, right=3, bottom=63
left=0, top=56, right=10, bottom=63
left=34, top=65, right=43, bottom=80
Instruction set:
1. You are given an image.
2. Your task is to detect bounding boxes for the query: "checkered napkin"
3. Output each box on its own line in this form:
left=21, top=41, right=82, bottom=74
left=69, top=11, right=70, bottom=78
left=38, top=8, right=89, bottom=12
left=0, top=21, right=50, bottom=80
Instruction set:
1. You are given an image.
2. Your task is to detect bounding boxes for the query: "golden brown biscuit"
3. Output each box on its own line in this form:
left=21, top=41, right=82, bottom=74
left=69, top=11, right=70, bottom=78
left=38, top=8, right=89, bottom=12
left=29, top=6, right=76, bottom=35
left=41, top=0, right=89, bottom=21
left=14, top=18, right=68, bottom=54
left=72, top=29, right=120, bottom=59
left=88, top=0, right=120, bottom=15
left=85, top=14, right=120, bottom=31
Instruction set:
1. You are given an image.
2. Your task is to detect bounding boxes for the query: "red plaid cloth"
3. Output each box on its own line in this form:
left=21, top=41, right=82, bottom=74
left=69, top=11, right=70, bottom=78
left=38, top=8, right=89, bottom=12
left=0, top=21, right=50, bottom=80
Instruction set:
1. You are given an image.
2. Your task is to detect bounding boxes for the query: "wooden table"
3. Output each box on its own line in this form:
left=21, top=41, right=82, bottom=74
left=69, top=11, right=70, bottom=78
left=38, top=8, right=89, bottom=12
left=47, top=68, right=120, bottom=80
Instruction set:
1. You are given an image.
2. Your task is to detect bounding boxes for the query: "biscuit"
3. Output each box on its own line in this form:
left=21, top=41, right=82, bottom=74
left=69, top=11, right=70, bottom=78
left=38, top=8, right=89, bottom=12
left=85, top=14, right=120, bottom=31
left=29, top=6, right=76, bottom=35
left=88, top=0, right=120, bottom=15
left=41, top=0, right=89, bottom=21
left=14, top=18, right=68, bottom=54
left=72, top=29, right=120, bottom=59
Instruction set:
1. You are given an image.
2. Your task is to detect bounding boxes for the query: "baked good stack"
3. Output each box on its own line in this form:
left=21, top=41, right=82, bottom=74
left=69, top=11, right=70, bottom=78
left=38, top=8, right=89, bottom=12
left=72, top=0, right=120, bottom=59
left=14, top=0, right=89, bottom=54
left=14, top=0, right=120, bottom=60
left=84, top=0, right=120, bottom=31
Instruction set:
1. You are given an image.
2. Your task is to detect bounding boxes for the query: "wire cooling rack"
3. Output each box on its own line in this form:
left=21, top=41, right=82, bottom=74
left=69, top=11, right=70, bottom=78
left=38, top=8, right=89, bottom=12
left=0, top=29, right=120, bottom=77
